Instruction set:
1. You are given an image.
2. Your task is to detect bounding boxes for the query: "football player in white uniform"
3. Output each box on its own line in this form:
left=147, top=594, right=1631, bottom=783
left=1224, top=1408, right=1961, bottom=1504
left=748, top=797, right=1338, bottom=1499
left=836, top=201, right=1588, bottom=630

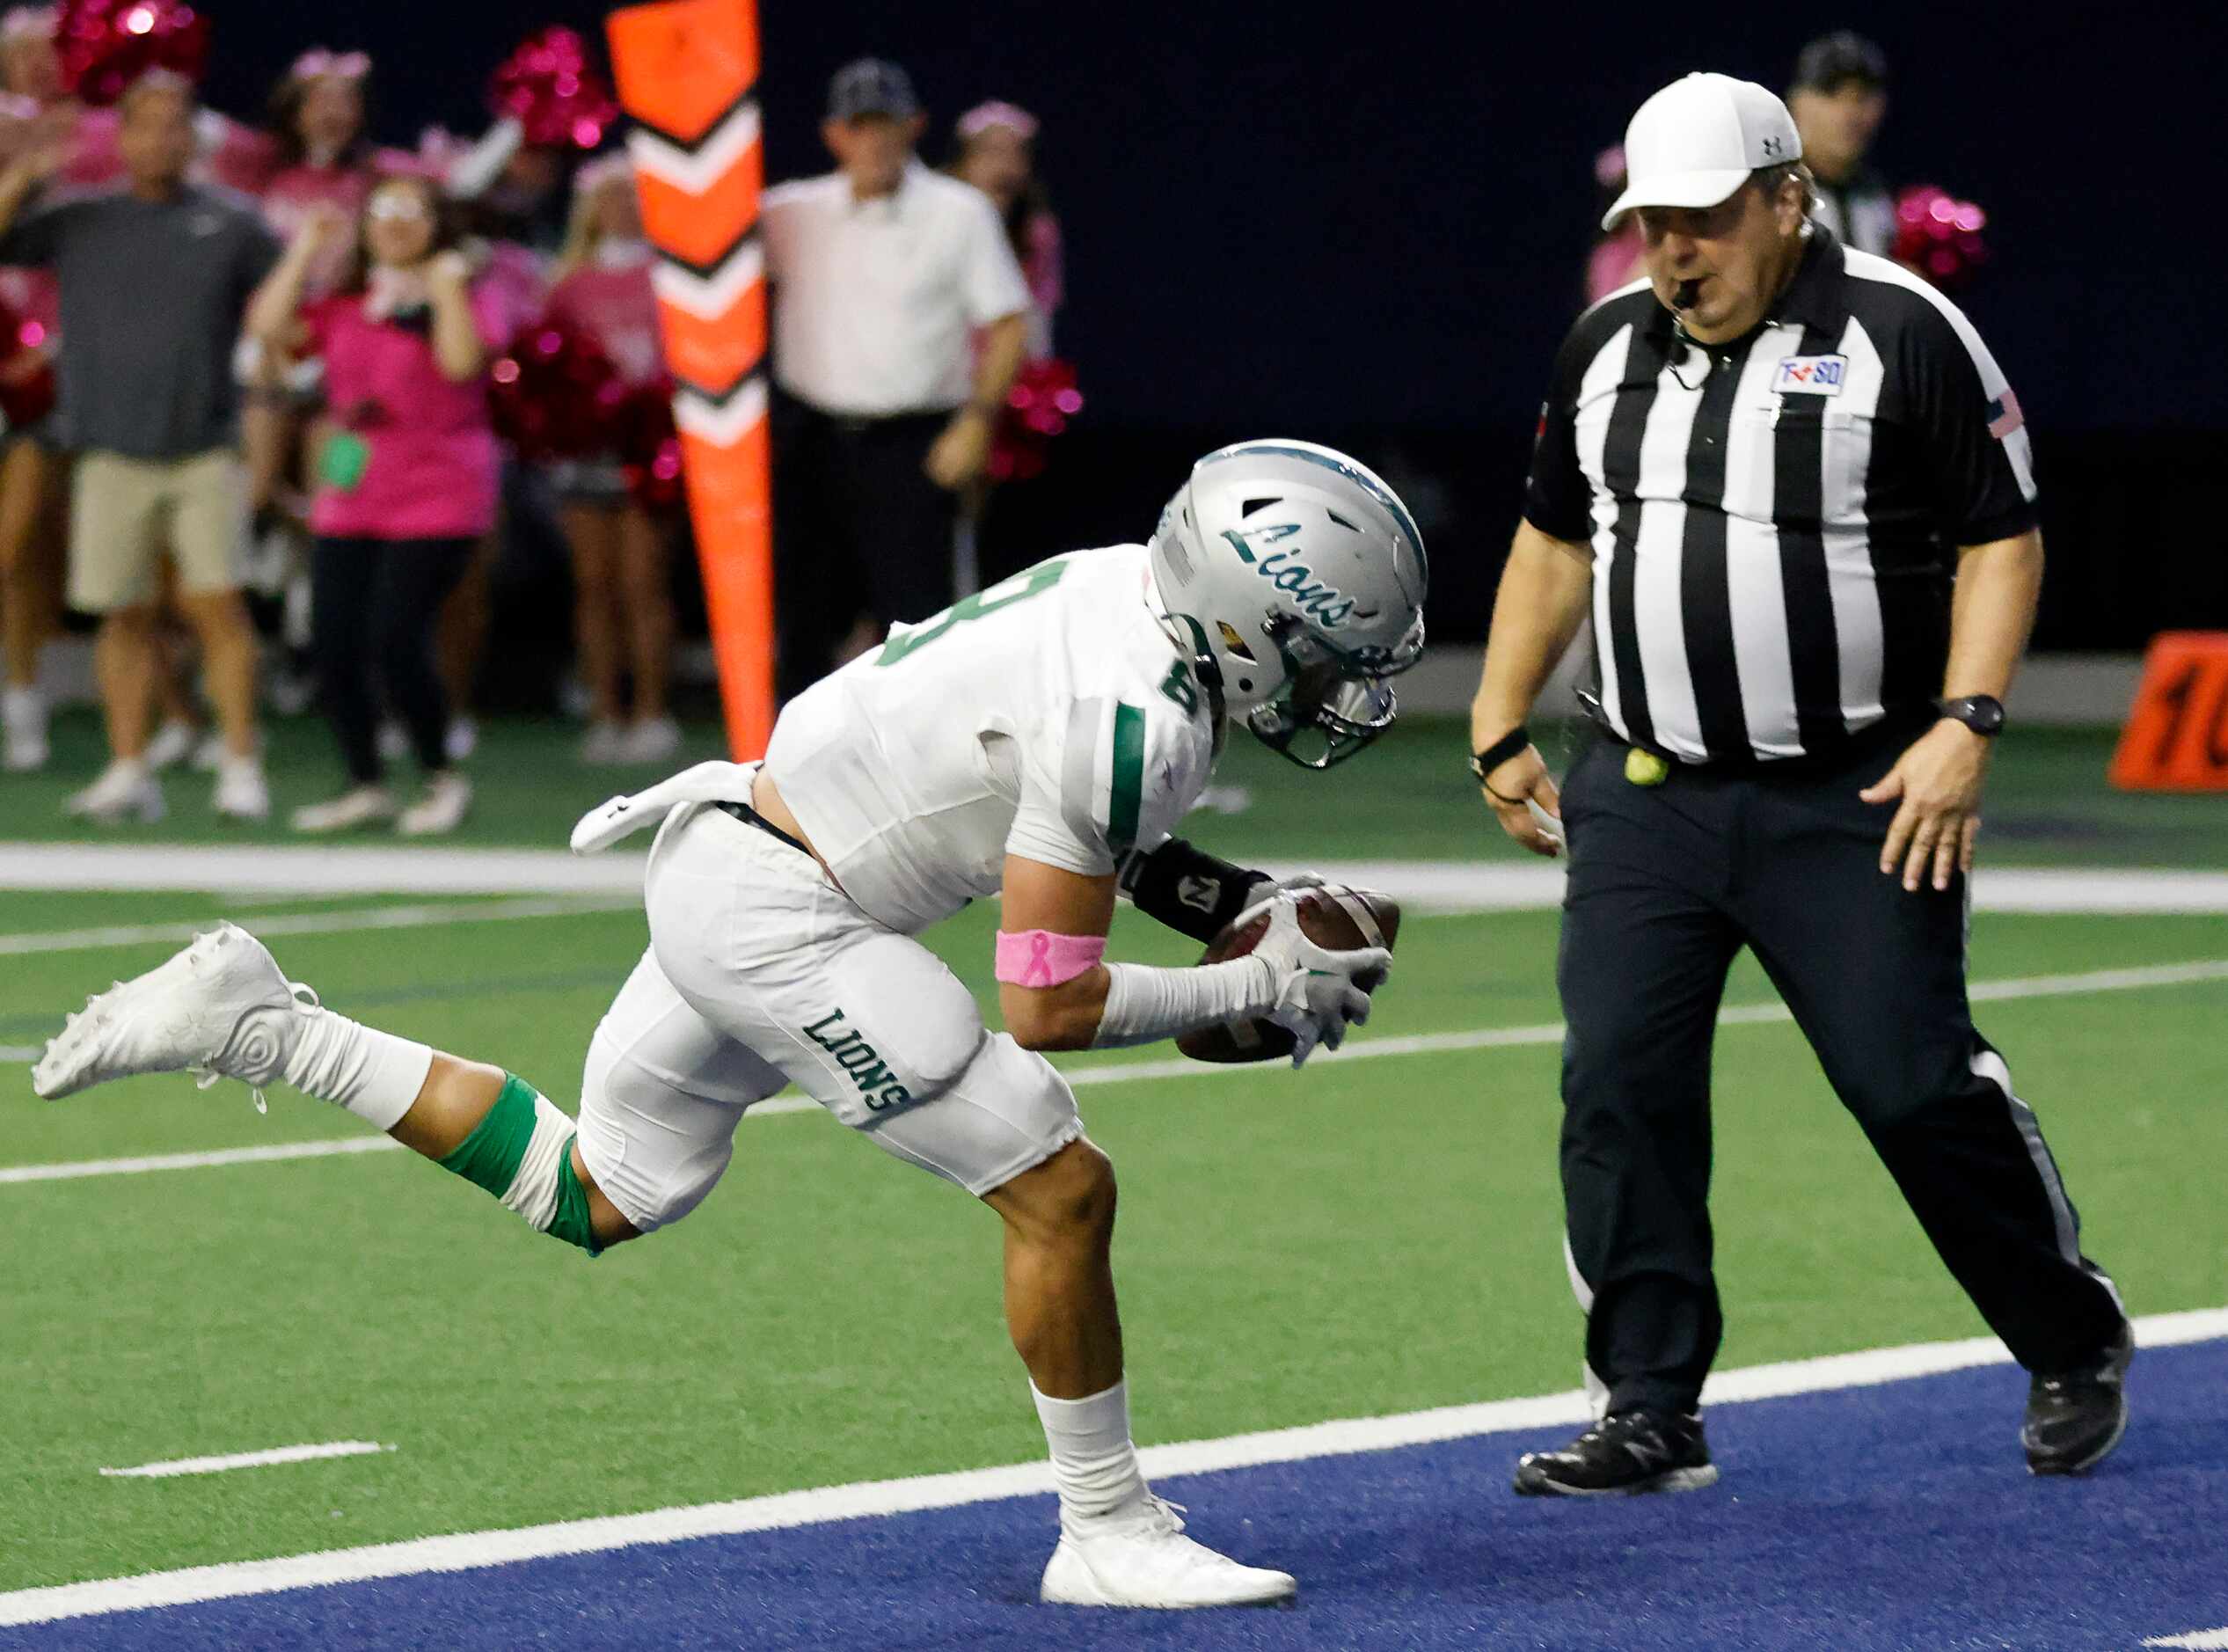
left=34, top=440, right=1428, bottom=1610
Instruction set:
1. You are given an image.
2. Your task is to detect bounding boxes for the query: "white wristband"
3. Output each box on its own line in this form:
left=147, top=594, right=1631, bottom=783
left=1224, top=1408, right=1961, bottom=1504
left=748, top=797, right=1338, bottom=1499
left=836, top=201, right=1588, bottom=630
left=1089, top=956, right=1277, bottom=1049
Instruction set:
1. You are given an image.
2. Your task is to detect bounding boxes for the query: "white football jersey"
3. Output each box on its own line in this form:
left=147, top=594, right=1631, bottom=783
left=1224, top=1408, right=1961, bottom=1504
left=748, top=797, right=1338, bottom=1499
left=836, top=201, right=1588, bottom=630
left=764, top=545, right=1219, bottom=934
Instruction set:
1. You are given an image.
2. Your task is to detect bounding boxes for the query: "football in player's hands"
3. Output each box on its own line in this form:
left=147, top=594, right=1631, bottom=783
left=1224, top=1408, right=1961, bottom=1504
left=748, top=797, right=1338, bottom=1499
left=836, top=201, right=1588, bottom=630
left=1175, top=885, right=1402, bottom=1064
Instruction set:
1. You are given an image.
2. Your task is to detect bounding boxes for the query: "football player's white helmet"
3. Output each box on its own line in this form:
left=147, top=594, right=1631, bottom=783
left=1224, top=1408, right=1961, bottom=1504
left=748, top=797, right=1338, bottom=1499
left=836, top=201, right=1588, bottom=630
left=1146, top=439, right=1428, bottom=768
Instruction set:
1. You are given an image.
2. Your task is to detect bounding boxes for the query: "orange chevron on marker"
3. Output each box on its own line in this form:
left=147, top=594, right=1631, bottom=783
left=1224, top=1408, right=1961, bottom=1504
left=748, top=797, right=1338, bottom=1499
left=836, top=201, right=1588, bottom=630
left=606, top=0, right=757, bottom=145
left=609, top=0, right=773, bottom=759
left=656, top=297, right=767, bottom=398
left=632, top=150, right=762, bottom=267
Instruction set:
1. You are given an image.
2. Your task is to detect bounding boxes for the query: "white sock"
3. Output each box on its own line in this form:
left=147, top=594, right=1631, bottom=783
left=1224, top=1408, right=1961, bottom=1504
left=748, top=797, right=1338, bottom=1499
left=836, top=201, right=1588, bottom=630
left=281, top=1007, right=434, bottom=1131
left=1032, top=1379, right=1151, bottom=1531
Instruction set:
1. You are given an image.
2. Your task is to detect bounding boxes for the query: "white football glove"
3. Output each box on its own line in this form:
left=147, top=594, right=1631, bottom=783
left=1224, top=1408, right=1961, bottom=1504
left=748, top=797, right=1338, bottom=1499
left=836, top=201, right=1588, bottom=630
left=1247, top=895, right=1392, bottom=1069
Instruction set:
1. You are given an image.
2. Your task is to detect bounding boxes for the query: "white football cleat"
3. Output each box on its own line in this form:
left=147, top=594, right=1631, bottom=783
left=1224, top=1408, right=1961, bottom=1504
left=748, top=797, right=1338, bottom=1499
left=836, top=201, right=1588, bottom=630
left=65, top=759, right=164, bottom=824
left=580, top=720, right=628, bottom=765
left=291, top=785, right=398, bottom=834
left=212, top=757, right=270, bottom=822
left=398, top=772, right=472, bottom=837
left=142, top=719, right=200, bottom=772
left=617, top=716, right=682, bottom=765
left=1039, top=1498, right=1297, bottom=1610
left=32, top=923, right=310, bottom=1103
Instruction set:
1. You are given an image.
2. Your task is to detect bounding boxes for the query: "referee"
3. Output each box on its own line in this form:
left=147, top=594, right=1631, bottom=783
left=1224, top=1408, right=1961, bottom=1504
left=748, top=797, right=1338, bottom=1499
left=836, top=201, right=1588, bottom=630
left=1469, top=73, right=2131, bottom=1495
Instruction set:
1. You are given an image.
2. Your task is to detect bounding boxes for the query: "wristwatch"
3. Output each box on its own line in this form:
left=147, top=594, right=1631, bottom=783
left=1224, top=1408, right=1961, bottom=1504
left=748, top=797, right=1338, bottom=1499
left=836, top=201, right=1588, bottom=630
left=1935, top=695, right=2005, bottom=737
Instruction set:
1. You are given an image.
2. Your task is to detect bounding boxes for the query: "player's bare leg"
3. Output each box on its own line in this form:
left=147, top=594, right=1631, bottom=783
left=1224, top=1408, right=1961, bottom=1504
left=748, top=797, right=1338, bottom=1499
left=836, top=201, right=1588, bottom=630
left=983, top=1138, right=1123, bottom=1398
left=388, top=1054, right=639, bottom=1249
left=33, top=925, right=634, bottom=1254
left=980, top=1137, right=1294, bottom=1609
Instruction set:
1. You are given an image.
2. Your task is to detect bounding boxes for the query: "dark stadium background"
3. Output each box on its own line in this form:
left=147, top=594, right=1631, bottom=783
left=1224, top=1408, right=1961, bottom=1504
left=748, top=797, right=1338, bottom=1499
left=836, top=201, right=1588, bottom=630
left=197, top=0, right=2225, bottom=649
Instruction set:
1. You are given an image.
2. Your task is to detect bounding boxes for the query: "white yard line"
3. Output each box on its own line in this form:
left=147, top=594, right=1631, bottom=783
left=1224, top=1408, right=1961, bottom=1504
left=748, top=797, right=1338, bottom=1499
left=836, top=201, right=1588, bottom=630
left=7, top=841, right=2228, bottom=914
left=0, top=842, right=654, bottom=895
left=4, top=1306, right=2220, bottom=1627
left=0, top=895, right=637, bottom=958
left=100, top=1442, right=392, bottom=1480
left=0, top=1137, right=402, bottom=1185
left=6, top=956, right=2228, bottom=1178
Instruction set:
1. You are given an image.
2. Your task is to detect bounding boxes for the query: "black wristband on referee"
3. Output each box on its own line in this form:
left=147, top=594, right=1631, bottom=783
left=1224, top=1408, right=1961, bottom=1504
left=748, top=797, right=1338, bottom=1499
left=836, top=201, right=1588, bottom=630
left=1117, top=837, right=1273, bottom=944
left=1472, top=724, right=1532, bottom=778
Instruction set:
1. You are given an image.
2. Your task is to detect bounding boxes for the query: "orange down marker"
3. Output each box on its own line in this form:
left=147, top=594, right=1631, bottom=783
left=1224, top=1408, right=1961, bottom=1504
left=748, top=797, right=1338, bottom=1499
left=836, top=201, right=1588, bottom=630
left=607, top=0, right=774, bottom=758
left=2108, top=632, right=2228, bottom=792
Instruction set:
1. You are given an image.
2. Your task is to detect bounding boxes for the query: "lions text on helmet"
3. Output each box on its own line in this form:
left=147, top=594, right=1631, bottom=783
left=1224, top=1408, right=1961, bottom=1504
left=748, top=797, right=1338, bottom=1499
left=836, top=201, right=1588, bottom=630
left=1147, top=440, right=1428, bottom=769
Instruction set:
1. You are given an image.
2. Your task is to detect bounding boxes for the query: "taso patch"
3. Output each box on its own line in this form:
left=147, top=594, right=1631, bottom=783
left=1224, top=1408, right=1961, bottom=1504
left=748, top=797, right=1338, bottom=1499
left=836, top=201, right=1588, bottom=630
left=1775, top=355, right=1847, bottom=395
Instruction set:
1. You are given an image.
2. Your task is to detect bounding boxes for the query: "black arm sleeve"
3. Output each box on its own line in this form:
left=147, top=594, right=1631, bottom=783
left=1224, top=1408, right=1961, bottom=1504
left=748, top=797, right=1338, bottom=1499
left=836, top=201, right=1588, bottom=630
left=1116, top=837, right=1272, bottom=944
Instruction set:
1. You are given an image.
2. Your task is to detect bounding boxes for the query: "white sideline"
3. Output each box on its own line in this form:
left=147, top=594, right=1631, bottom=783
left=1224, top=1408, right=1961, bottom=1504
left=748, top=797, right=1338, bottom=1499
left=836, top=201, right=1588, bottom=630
left=7, top=840, right=2228, bottom=914
left=100, top=1442, right=392, bottom=1480
left=0, top=895, right=636, bottom=958
left=6, top=957, right=2228, bottom=1181
left=4, top=1307, right=2221, bottom=1627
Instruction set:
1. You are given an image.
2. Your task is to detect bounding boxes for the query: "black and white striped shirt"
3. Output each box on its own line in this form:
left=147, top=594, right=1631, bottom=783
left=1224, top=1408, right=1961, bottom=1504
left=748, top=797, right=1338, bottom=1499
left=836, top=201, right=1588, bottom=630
left=1524, top=229, right=2038, bottom=764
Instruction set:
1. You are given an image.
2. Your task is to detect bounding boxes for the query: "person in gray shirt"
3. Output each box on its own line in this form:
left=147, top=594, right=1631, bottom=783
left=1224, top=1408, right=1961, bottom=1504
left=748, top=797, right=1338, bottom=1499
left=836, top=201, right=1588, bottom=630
left=0, top=71, right=281, bottom=822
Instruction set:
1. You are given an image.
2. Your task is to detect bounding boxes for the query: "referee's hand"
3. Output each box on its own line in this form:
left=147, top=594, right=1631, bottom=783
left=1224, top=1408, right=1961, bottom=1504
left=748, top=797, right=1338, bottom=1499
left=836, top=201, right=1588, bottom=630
left=1861, top=720, right=1993, bottom=892
left=1480, top=746, right=1565, bottom=859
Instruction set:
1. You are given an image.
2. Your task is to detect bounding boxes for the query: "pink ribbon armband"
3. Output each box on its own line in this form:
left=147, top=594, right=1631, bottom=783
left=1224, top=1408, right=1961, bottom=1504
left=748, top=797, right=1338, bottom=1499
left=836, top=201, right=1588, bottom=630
left=995, top=929, right=1107, bottom=988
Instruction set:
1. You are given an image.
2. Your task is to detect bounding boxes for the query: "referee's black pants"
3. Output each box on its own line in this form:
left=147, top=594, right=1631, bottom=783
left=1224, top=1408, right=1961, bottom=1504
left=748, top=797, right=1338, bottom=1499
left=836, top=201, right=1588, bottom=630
left=1554, top=727, right=2125, bottom=1417
left=772, top=397, right=961, bottom=702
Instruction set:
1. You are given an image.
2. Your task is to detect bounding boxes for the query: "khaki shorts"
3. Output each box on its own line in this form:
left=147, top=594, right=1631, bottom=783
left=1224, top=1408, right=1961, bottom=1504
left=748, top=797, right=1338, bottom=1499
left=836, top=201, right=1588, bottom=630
left=68, top=448, right=246, bottom=613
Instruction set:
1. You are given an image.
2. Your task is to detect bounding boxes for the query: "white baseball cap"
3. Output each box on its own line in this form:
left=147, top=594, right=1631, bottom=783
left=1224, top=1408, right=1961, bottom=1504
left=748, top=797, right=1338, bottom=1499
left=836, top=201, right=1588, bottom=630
left=1602, top=72, right=1802, bottom=231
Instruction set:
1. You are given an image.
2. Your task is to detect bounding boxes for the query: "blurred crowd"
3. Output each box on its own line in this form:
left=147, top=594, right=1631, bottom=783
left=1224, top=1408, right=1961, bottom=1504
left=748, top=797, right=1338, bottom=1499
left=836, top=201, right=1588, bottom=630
left=1587, top=31, right=1985, bottom=306
left=0, top=10, right=1067, bottom=838
left=0, top=9, right=1971, bottom=844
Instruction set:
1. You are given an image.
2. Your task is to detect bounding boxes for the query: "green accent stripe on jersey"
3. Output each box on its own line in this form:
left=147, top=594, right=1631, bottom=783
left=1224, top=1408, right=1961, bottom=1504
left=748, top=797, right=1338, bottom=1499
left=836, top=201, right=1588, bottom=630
left=1108, top=703, right=1146, bottom=855
left=437, top=1073, right=540, bottom=1198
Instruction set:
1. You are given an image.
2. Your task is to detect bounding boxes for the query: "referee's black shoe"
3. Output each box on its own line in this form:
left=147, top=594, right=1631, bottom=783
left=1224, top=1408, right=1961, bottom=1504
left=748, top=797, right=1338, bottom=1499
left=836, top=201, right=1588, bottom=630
left=1512, top=1409, right=1719, bottom=1496
left=2023, top=1320, right=2135, bottom=1476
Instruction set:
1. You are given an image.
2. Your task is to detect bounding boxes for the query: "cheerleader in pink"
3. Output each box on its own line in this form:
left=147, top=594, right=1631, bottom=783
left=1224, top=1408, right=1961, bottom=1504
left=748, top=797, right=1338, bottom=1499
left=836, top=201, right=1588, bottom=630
left=259, top=51, right=375, bottom=289
left=241, top=49, right=376, bottom=539
left=948, top=101, right=1070, bottom=589
left=542, top=155, right=676, bottom=766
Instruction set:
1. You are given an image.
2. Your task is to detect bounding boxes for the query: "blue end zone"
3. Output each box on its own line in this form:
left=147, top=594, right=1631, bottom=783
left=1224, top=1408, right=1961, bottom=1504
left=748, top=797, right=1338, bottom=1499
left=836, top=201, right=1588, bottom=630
left=14, top=1339, right=2227, bottom=1651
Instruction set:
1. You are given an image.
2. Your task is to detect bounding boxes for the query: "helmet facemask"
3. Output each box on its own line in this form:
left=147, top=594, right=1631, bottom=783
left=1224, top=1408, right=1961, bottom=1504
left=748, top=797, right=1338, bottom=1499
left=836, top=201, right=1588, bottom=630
left=1244, top=610, right=1425, bottom=770
left=1145, top=438, right=1430, bottom=771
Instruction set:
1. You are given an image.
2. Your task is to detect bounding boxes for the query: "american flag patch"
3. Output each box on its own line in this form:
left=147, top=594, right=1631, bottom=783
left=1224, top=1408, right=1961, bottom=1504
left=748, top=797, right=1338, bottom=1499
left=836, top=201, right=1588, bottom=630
left=1987, top=388, right=2024, bottom=440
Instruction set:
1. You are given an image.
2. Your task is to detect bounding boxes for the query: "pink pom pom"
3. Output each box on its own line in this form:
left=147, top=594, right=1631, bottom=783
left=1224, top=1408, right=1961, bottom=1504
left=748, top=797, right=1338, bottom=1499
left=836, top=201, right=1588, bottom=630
left=988, top=358, right=1081, bottom=482
left=486, top=318, right=616, bottom=461
left=55, top=0, right=207, bottom=105
left=489, top=26, right=620, bottom=153
left=1892, top=184, right=1989, bottom=292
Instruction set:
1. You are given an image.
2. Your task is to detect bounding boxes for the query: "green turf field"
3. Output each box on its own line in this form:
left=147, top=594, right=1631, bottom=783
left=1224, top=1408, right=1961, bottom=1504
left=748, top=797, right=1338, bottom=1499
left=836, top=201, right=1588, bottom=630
left=10, top=705, right=2228, bottom=866
left=4, top=712, right=2224, bottom=1593
left=3, top=851, right=2224, bottom=1590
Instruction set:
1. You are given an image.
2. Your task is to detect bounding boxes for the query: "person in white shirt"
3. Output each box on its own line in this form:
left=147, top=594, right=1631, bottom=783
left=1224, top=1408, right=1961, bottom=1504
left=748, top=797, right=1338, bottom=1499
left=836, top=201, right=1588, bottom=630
left=34, top=440, right=1428, bottom=1611
left=763, top=58, right=1032, bottom=698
